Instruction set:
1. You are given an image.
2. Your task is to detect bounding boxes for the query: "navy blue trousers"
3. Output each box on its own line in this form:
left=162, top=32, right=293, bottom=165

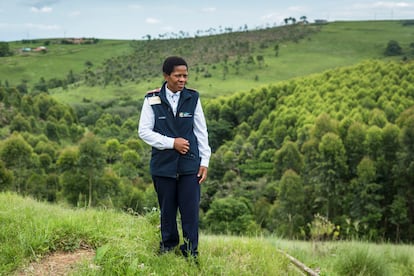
left=152, top=174, right=200, bottom=256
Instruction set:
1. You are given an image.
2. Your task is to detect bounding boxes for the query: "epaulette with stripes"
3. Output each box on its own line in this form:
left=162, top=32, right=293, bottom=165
left=147, top=88, right=161, bottom=94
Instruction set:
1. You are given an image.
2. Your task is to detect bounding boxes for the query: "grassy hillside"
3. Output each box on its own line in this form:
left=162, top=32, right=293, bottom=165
left=0, top=192, right=294, bottom=275
left=1, top=193, right=413, bottom=275
left=55, top=20, right=414, bottom=104
left=1, top=20, right=413, bottom=105
left=1, top=39, right=131, bottom=85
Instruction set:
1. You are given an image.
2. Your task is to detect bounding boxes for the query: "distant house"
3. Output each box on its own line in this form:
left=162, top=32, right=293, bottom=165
left=64, top=38, right=84, bottom=44
left=20, top=46, right=47, bottom=54
left=314, top=19, right=328, bottom=25
left=62, top=38, right=97, bottom=45
left=33, top=46, right=47, bottom=52
left=73, top=38, right=84, bottom=44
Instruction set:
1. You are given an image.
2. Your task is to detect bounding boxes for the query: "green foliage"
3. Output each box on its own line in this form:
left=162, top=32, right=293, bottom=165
left=204, top=197, right=259, bottom=235
left=269, top=170, right=306, bottom=238
left=0, top=160, right=13, bottom=191
left=384, top=40, right=403, bottom=56
left=335, top=246, right=387, bottom=276
left=0, top=133, right=34, bottom=194
left=276, top=238, right=414, bottom=275
left=78, top=133, right=106, bottom=207
left=273, top=141, right=304, bottom=179
left=308, top=214, right=340, bottom=241
left=0, top=42, right=12, bottom=57
left=204, top=59, right=414, bottom=240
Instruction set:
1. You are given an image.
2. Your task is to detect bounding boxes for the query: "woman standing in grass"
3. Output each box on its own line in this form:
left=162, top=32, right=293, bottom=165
left=138, top=56, right=211, bottom=260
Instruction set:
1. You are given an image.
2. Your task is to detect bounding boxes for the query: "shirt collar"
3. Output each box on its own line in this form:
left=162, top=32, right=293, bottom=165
left=165, top=86, right=181, bottom=98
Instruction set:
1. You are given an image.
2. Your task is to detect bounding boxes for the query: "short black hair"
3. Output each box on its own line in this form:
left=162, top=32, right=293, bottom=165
left=162, top=56, right=188, bottom=75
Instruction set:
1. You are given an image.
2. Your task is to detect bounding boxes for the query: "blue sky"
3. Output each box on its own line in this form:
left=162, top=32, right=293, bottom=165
left=1, top=0, right=413, bottom=41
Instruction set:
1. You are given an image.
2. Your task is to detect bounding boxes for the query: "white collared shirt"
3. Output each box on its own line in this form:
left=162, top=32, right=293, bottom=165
left=138, top=87, right=211, bottom=168
left=165, top=88, right=180, bottom=116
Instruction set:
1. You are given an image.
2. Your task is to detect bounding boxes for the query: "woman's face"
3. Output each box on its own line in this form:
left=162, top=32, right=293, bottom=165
left=164, top=65, right=188, bottom=92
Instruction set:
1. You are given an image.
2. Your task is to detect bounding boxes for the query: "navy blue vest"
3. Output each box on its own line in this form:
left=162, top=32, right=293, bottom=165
left=146, top=83, right=200, bottom=178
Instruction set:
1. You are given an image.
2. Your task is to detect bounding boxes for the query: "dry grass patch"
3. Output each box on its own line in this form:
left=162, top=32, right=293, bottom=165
left=15, top=249, right=95, bottom=276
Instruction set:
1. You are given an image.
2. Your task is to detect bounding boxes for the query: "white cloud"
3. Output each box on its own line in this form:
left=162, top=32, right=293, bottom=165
left=30, top=6, right=53, bottom=13
left=287, top=5, right=307, bottom=13
left=354, top=1, right=413, bottom=9
left=146, top=17, right=160, bottom=24
left=68, top=10, right=81, bottom=17
left=128, top=4, right=142, bottom=9
left=202, top=7, right=216, bottom=13
left=25, top=23, right=60, bottom=30
left=261, top=12, right=284, bottom=22
left=161, top=26, right=174, bottom=32
left=373, top=1, right=413, bottom=8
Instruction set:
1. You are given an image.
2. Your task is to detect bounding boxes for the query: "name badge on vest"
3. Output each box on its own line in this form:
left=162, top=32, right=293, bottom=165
left=148, top=96, right=161, bottom=105
left=179, top=112, right=193, bottom=118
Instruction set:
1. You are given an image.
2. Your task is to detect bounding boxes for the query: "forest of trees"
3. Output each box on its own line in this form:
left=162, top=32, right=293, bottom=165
left=204, top=60, right=414, bottom=241
left=1, top=58, right=414, bottom=242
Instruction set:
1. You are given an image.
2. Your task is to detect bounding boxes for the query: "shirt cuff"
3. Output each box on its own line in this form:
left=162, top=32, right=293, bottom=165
left=200, top=158, right=209, bottom=168
left=165, top=136, right=175, bottom=149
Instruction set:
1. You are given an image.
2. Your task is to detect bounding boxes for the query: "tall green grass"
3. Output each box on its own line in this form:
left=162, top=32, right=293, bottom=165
left=0, top=193, right=295, bottom=275
left=2, top=192, right=413, bottom=275
left=274, top=239, right=414, bottom=275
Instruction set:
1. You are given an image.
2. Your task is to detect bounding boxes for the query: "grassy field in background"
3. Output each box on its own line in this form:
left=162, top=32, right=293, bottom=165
left=50, top=20, right=413, bottom=105
left=2, top=20, right=412, bottom=104
left=1, top=39, right=132, bottom=85
left=212, top=20, right=412, bottom=89
left=1, top=192, right=413, bottom=275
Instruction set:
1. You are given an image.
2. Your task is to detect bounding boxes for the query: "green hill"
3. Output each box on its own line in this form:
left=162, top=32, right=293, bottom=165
left=1, top=39, right=131, bottom=86
left=47, top=20, right=414, bottom=103
left=1, top=20, right=413, bottom=104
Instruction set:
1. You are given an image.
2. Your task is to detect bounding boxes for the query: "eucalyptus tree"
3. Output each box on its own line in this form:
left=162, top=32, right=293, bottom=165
left=0, top=160, right=13, bottom=191
left=0, top=133, right=34, bottom=194
left=105, top=138, right=121, bottom=164
left=78, top=133, right=106, bottom=207
left=344, top=121, right=366, bottom=178
left=117, top=149, right=142, bottom=179
left=273, top=141, right=303, bottom=180
left=56, top=146, right=81, bottom=205
left=317, top=133, right=348, bottom=220
left=10, top=113, right=31, bottom=133
left=272, top=169, right=306, bottom=238
left=393, top=112, right=414, bottom=240
left=350, top=157, right=383, bottom=239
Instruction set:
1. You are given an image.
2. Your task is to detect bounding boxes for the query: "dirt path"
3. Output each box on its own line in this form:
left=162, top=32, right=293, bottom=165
left=16, top=249, right=95, bottom=276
